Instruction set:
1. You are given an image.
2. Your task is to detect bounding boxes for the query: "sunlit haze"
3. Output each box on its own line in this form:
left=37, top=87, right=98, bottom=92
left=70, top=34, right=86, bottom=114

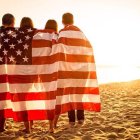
left=1, top=0, right=140, bottom=83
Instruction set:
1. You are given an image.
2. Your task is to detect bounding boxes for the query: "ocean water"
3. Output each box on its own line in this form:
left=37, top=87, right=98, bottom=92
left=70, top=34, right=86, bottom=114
left=96, top=65, right=140, bottom=84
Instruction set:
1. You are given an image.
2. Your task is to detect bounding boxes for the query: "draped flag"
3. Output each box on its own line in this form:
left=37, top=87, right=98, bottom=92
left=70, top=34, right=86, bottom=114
left=0, top=25, right=100, bottom=122
left=55, top=25, right=101, bottom=114
left=0, top=27, right=58, bottom=121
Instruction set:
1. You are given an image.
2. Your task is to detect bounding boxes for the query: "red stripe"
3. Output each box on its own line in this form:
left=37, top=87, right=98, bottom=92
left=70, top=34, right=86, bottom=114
left=0, top=109, right=55, bottom=121
left=0, top=91, right=57, bottom=102
left=58, top=71, right=97, bottom=79
left=57, top=87, right=99, bottom=96
left=32, top=53, right=94, bottom=64
left=58, top=37, right=92, bottom=48
left=32, top=40, right=53, bottom=48
left=35, top=29, right=57, bottom=34
left=0, top=73, right=57, bottom=84
left=0, top=75, right=8, bottom=83
left=55, top=102, right=101, bottom=115
left=11, top=92, right=56, bottom=101
left=59, top=25, right=81, bottom=32
left=0, top=109, right=13, bottom=119
left=0, top=87, right=99, bottom=101
left=0, top=93, right=11, bottom=100
left=0, top=71, right=96, bottom=84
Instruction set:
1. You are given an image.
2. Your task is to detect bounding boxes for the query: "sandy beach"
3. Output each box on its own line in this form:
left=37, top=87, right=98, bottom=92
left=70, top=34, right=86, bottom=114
left=0, top=80, right=140, bottom=140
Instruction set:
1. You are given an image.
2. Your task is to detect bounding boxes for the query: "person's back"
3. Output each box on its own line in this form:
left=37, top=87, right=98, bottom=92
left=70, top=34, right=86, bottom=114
left=32, top=19, right=58, bottom=133
left=56, top=13, right=101, bottom=127
left=19, top=17, right=35, bottom=133
left=0, top=13, right=15, bottom=132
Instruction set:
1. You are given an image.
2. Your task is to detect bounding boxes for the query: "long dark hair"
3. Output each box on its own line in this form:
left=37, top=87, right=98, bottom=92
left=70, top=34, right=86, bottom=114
left=45, top=20, right=58, bottom=32
left=20, top=17, right=34, bottom=28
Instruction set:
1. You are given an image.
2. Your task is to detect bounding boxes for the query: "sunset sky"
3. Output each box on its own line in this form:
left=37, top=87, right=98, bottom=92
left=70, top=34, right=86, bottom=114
left=0, top=0, right=140, bottom=66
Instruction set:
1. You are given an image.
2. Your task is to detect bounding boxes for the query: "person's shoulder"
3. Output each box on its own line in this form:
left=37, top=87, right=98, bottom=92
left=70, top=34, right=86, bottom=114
left=0, top=26, right=17, bottom=33
left=59, top=25, right=81, bottom=33
left=35, top=29, right=57, bottom=34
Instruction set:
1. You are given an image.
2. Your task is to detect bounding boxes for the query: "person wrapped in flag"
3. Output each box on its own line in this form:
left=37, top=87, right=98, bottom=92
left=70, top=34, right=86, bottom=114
left=19, top=16, right=35, bottom=133
left=55, top=13, right=101, bottom=127
left=0, top=13, right=58, bottom=133
left=0, top=12, right=100, bottom=133
left=0, top=13, right=16, bottom=132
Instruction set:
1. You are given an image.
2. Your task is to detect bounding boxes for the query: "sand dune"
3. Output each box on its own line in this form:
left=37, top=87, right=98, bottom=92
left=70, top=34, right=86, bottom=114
left=0, top=80, right=140, bottom=140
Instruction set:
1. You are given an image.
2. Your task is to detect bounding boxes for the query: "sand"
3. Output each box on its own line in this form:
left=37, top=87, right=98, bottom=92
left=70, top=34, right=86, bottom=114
left=0, top=80, right=140, bottom=140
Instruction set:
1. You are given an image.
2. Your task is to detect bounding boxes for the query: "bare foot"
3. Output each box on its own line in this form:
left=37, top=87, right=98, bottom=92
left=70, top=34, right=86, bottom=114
left=54, top=124, right=60, bottom=129
left=53, top=115, right=59, bottom=129
left=47, top=129, right=54, bottom=133
left=78, top=120, right=84, bottom=125
left=69, top=122, right=75, bottom=128
left=30, top=121, right=33, bottom=129
left=22, top=128, right=31, bottom=134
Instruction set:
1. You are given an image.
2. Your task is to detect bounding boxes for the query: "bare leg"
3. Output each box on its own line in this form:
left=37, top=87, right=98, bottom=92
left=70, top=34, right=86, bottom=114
left=68, top=110, right=75, bottom=126
left=0, top=118, right=5, bottom=132
left=77, top=110, right=84, bottom=125
left=48, top=120, right=54, bottom=133
left=23, top=121, right=31, bottom=133
left=53, top=115, right=59, bottom=128
left=30, top=120, right=33, bottom=129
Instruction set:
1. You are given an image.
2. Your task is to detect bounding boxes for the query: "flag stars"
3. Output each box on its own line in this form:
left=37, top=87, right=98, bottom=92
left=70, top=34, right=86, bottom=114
left=25, top=35, right=30, bottom=40
left=23, top=44, right=29, bottom=50
left=7, top=30, right=13, bottom=35
left=17, top=39, right=23, bottom=44
left=3, top=49, right=8, bottom=55
left=12, top=33, right=17, bottom=38
left=9, top=44, right=15, bottom=49
left=23, top=56, right=28, bottom=62
left=16, top=49, right=22, bottom=56
left=9, top=56, right=15, bottom=62
left=0, top=32, right=5, bottom=37
left=4, top=38, right=10, bottom=43
left=20, top=31, right=24, bottom=34
left=27, top=28, right=32, bottom=32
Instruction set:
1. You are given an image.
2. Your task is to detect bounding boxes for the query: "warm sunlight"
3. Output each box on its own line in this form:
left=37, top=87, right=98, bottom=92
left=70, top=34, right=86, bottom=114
left=1, top=0, right=140, bottom=83
left=1, top=1, right=140, bottom=139
left=97, top=65, right=140, bottom=83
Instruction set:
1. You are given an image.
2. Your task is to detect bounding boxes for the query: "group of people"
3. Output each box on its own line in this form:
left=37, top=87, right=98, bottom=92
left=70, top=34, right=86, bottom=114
left=0, top=13, right=100, bottom=133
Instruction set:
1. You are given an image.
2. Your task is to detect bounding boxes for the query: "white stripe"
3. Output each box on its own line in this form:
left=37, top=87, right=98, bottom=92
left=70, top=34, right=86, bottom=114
left=0, top=79, right=97, bottom=93
left=32, top=47, right=51, bottom=56
left=0, top=94, right=100, bottom=111
left=0, top=100, right=56, bottom=111
left=59, top=62, right=96, bottom=71
left=32, top=44, right=93, bottom=57
left=56, top=94, right=100, bottom=104
left=0, top=100, right=12, bottom=110
left=59, top=31, right=87, bottom=40
left=33, top=32, right=58, bottom=41
left=0, top=62, right=95, bottom=75
left=0, top=81, right=57, bottom=93
left=0, top=63, right=58, bottom=75
left=51, top=44, right=93, bottom=55
left=58, top=79, right=98, bottom=88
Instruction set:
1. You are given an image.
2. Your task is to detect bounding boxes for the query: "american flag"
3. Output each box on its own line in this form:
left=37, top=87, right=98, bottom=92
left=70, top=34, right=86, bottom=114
left=55, top=25, right=101, bottom=114
left=0, top=27, right=35, bottom=65
left=0, top=25, right=100, bottom=122
left=0, top=27, right=58, bottom=121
